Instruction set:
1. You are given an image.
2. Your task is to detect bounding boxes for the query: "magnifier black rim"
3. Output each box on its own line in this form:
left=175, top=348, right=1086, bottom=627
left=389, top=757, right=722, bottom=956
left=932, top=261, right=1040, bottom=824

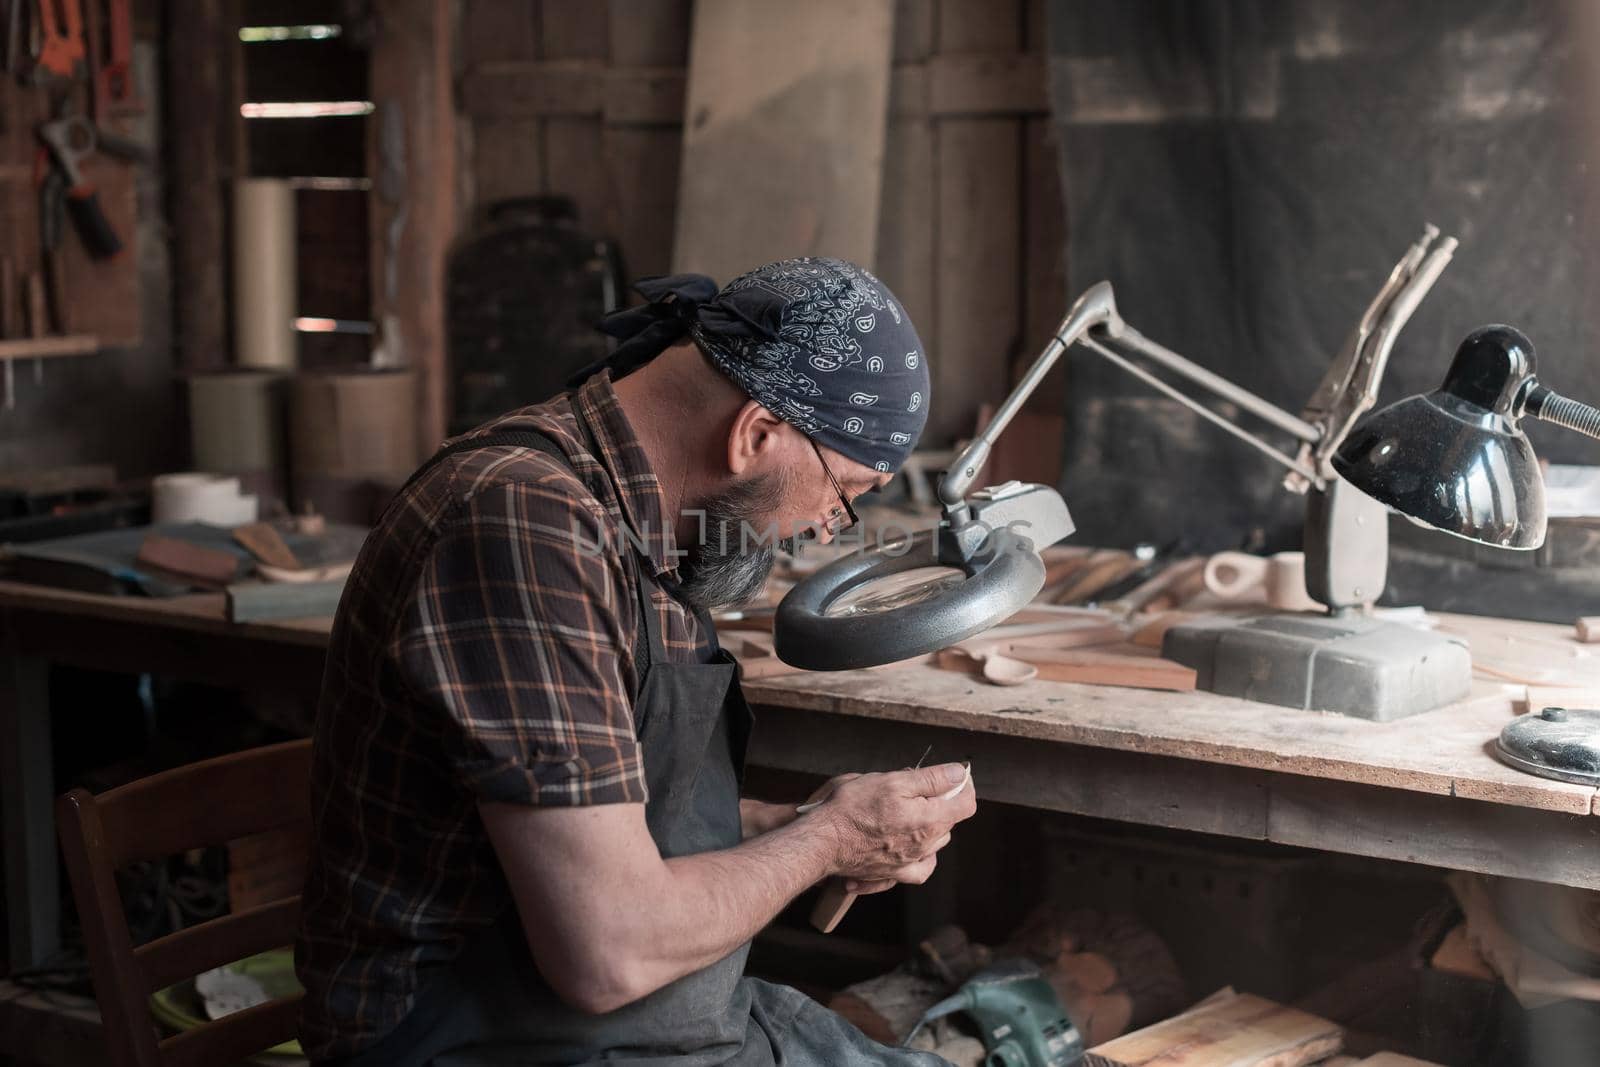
left=772, top=526, right=1046, bottom=670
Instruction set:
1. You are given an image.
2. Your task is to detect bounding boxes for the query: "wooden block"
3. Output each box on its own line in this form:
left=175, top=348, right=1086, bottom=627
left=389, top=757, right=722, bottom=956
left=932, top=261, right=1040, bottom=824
left=1056, top=554, right=1144, bottom=605
left=968, top=620, right=1125, bottom=652
left=1577, top=617, right=1600, bottom=643
left=1429, top=923, right=1495, bottom=982
left=1054, top=950, right=1118, bottom=995
left=811, top=880, right=858, bottom=933
left=1512, top=685, right=1600, bottom=716
left=1130, top=612, right=1202, bottom=650
left=232, top=522, right=302, bottom=570
left=225, top=579, right=346, bottom=622
left=1085, top=991, right=1341, bottom=1067
left=1190, top=986, right=1238, bottom=1011
left=1009, top=644, right=1198, bottom=692
left=136, top=534, right=241, bottom=587
left=1078, top=990, right=1134, bottom=1048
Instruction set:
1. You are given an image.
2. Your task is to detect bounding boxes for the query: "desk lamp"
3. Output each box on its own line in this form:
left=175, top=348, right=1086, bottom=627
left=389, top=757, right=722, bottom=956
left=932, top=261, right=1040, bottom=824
left=776, top=228, right=1588, bottom=722
left=1332, top=323, right=1600, bottom=778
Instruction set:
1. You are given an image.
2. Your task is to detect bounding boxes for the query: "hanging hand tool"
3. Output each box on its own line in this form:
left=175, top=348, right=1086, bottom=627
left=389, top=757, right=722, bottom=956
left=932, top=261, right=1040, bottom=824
left=31, top=0, right=83, bottom=81
left=86, top=0, right=136, bottom=117
left=38, top=114, right=121, bottom=257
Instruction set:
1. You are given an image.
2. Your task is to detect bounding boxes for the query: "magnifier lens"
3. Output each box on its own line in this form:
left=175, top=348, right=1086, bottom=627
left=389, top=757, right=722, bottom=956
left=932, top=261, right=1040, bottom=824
left=822, top=565, right=966, bottom=618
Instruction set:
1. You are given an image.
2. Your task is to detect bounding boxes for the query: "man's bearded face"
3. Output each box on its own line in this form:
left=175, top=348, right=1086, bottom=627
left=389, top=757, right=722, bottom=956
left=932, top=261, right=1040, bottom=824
left=678, top=472, right=800, bottom=612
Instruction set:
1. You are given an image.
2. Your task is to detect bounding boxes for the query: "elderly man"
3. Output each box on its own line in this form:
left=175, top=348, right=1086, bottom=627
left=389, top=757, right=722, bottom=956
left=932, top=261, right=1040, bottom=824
left=296, top=258, right=976, bottom=1065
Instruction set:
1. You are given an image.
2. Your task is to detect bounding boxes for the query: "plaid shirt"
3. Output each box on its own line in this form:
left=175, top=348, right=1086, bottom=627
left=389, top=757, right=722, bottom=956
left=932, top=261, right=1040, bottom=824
left=296, top=373, right=714, bottom=1060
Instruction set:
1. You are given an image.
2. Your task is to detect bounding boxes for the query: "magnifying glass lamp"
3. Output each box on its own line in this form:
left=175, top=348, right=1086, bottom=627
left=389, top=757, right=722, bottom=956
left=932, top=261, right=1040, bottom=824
left=1331, top=323, right=1600, bottom=780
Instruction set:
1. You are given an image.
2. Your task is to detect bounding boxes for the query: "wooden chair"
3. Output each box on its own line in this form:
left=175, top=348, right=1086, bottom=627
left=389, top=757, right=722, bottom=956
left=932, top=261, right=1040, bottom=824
left=55, top=739, right=313, bottom=1067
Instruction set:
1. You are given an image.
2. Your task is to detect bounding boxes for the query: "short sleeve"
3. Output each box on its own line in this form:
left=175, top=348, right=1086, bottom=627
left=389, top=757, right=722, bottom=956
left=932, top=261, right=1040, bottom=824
left=391, top=474, right=647, bottom=807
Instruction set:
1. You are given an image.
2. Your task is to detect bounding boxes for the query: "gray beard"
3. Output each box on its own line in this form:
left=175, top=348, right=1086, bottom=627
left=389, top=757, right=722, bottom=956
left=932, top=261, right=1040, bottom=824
left=678, top=474, right=798, bottom=612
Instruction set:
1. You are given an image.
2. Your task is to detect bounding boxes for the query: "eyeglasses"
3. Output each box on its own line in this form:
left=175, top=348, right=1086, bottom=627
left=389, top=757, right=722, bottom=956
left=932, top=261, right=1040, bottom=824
left=808, top=438, right=858, bottom=533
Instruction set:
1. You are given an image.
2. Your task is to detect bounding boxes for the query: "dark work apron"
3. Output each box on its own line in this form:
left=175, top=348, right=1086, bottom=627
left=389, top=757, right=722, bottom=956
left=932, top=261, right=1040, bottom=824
left=330, top=430, right=950, bottom=1067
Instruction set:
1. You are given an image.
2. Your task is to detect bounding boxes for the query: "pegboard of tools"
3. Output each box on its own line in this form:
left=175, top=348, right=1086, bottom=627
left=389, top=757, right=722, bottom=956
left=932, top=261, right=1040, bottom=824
left=0, top=0, right=144, bottom=390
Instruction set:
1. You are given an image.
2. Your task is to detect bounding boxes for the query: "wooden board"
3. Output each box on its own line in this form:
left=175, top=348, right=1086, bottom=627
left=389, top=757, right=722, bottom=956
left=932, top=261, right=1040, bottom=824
left=1007, top=644, right=1197, bottom=692
left=473, top=118, right=545, bottom=207
left=1021, top=114, right=1068, bottom=394
left=1084, top=991, right=1341, bottom=1067
left=232, top=523, right=302, bottom=570
left=929, top=116, right=1020, bottom=444
left=672, top=0, right=894, bottom=281
left=1514, top=686, right=1600, bottom=717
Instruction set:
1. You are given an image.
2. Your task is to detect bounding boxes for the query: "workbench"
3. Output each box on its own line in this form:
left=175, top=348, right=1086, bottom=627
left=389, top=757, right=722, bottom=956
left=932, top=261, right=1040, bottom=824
left=5, top=579, right=1599, bottom=975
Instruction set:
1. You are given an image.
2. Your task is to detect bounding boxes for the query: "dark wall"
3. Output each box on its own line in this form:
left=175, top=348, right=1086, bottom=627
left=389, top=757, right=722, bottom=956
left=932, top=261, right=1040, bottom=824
left=1048, top=0, right=1600, bottom=551
left=0, top=25, right=180, bottom=481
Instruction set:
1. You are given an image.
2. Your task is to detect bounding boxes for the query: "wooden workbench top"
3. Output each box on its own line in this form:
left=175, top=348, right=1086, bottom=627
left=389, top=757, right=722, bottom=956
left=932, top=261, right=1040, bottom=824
left=3, top=580, right=1595, bottom=818
left=741, top=613, right=1600, bottom=818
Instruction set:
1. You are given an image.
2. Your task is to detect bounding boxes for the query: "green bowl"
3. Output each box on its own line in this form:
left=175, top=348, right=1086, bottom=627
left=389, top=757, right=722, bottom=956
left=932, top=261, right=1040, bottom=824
left=149, top=947, right=303, bottom=1057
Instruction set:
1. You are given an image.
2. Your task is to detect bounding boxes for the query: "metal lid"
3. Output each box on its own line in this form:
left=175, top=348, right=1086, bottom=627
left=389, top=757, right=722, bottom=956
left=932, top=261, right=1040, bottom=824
left=1495, top=706, right=1600, bottom=786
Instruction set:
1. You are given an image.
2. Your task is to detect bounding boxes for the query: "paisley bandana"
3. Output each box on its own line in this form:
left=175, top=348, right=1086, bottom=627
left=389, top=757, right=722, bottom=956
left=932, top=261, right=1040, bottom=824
left=588, top=257, right=931, bottom=473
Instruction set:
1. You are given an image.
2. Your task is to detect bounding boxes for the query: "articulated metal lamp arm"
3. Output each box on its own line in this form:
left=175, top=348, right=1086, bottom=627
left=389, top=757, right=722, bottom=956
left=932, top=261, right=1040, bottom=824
left=938, top=282, right=1325, bottom=514
left=938, top=282, right=1123, bottom=509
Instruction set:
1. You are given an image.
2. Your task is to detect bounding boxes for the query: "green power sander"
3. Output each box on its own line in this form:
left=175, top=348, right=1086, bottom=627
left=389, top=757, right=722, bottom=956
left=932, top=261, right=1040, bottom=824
left=902, top=959, right=1084, bottom=1067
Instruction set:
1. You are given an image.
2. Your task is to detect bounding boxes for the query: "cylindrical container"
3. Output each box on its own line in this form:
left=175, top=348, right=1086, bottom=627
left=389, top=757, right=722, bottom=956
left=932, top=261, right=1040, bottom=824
left=289, top=369, right=419, bottom=523
left=152, top=473, right=258, bottom=526
left=187, top=370, right=288, bottom=504
left=233, top=178, right=298, bottom=370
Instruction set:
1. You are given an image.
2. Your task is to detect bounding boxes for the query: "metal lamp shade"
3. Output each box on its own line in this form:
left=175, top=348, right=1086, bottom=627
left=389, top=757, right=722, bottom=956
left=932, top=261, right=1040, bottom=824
left=1332, top=325, right=1548, bottom=551
left=1332, top=391, right=1545, bottom=549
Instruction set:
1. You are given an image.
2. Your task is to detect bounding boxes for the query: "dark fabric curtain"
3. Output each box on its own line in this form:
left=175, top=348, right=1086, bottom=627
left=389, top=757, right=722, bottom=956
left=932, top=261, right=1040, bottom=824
left=1048, top=0, right=1600, bottom=550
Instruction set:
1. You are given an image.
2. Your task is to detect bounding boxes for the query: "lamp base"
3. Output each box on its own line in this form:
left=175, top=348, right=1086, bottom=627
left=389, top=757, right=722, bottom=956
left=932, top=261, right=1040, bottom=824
left=1162, top=613, right=1472, bottom=721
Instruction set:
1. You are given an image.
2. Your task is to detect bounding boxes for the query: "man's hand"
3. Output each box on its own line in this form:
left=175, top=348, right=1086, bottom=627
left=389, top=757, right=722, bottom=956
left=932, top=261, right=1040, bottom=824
left=738, top=798, right=796, bottom=839
left=479, top=762, right=974, bottom=1015
left=808, top=762, right=976, bottom=895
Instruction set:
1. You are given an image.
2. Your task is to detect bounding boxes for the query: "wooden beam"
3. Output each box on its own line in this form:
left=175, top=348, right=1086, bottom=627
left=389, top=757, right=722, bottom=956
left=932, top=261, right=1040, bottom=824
left=1, top=645, right=55, bottom=969
left=368, top=0, right=457, bottom=456
left=0, top=335, right=100, bottom=360
left=926, top=53, right=1048, bottom=116
left=460, top=62, right=689, bottom=125
left=746, top=704, right=1600, bottom=890
left=462, top=59, right=1042, bottom=123
left=1268, top=777, right=1600, bottom=890
left=166, top=0, right=231, bottom=371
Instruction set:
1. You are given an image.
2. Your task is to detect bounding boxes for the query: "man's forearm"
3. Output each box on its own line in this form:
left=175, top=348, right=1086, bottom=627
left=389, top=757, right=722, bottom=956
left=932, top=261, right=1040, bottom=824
left=620, top=813, right=837, bottom=995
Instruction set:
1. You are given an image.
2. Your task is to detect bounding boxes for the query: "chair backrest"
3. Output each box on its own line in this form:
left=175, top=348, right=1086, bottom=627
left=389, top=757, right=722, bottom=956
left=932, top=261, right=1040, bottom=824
left=55, top=739, right=314, bottom=1067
